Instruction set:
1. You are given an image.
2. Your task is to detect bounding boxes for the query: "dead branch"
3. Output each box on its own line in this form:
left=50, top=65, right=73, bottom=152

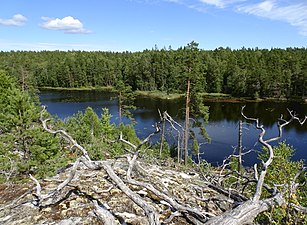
left=205, top=193, right=285, bottom=225
left=163, top=111, right=184, bottom=163
left=205, top=106, right=307, bottom=225
left=35, top=106, right=161, bottom=224
left=163, top=211, right=182, bottom=224
left=0, top=155, right=16, bottom=182
left=0, top=189, right=32, bottom=211
left=97, top=160, right=160, bottom=225
left=29, top=158, right=81, bottom=207
left=40, top=106, right=91, bottom=161
left=119, top=122, right=160, bottom=155
left=18, top=105, right=306, bottom=225
left=118, top=124, right=211, bottom=223
left=288, top=167, right=307, bottom=214
left=92, top=200, right=119, bottom=225
left=241, top=106, right=306, bottom=201
left=126, top=157, right=209, bottom=223
left=290, top=203, right=307, bottom=214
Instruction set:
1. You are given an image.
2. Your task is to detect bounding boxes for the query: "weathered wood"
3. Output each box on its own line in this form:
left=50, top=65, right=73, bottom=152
left=184, top=78, right=191, bottom=165
left=238, top=120, right=243, bottom=174
left=39, top=107, right=161, bottom=224
left=205, top=193, right=285, bottom=225
left=19, top=106, right=305, bottom=225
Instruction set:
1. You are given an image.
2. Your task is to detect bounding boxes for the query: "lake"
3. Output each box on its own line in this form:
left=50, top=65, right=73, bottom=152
left=39, top=90, right=307, bottom=166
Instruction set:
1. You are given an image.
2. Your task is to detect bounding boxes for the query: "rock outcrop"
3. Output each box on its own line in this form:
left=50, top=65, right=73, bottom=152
left=0, top=159, right=233, bottom=225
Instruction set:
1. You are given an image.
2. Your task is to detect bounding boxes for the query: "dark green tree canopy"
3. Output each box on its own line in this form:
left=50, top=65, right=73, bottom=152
left=0, top=46, right=306, bottom=98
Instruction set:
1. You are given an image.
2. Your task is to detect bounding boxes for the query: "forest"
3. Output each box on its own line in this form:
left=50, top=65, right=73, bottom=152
left=0, top=44, right=306, bottom=99
left=0, top=42, right=307, bottom=224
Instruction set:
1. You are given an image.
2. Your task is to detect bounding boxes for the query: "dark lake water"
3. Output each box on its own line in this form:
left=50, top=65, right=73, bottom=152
left=39, top=90, right=307, bottom=166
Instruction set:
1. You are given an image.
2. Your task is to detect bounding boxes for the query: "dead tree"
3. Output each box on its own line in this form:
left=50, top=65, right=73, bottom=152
left=10, top=106, right=306, bottom=225
left=158, top=109, right=166, bottom=157
left=162, top=111, right=184, bottom=163
left=206, top=106, right=307, bottom=225
left=184, top=79, right=191, bottom=165
left=33, top=106, right=161, bottom=224
left=30, top=106, right=208, bottom=225
left=118, top=124, right=209, bottom=224
left=237, top=120, right=243, bottom=174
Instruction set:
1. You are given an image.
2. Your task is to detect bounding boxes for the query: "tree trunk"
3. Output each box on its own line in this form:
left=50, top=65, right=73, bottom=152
left=184, top=79, right=190, bottom=165
left=119, top=91, right=122, bottom=123
left=238, top=120, right=243, bottom=174
left=177, top=132, right=181, bottom=163
left=205, top=193, right=284, bottom=225
left=159, top=116, right=165, bottom=157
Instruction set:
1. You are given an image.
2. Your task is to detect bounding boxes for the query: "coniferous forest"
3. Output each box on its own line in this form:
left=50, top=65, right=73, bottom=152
left=1, top=44, right=307, bottom=225
left=0, top=45, right=306, bottom=98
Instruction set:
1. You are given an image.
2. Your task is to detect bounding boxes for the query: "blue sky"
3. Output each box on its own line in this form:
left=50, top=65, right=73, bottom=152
left=0, top=0, right=306, bottom=51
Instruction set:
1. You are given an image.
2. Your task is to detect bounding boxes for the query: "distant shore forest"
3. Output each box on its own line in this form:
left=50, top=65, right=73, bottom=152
left=0, top=46, right=306, bottom=99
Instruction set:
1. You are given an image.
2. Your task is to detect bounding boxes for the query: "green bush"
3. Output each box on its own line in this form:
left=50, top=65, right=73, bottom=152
left=256, top=142, right=306, bottom=224
left=0, top=70, right=68, bottom=182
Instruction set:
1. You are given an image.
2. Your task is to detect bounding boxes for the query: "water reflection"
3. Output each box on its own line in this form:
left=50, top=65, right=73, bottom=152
left=39, top=90, right=307, bottom=166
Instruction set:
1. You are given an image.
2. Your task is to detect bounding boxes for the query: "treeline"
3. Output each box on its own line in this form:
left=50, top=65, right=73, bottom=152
left=0, top=45, right=306, bottom=98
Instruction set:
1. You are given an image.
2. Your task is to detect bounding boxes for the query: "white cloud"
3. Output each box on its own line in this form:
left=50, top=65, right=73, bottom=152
left=199, top=0, right=225, bottom=8
left=0, top=14, right=27, bottom=26
left=258, top=0, right=274, bottom=11
left=41, top=16, right=91, bottom=34
left=238, top=1, right=307, bottom=36
left=137, top=0, right=307, bottom=36
left=199, top=0, right=245, bottom=8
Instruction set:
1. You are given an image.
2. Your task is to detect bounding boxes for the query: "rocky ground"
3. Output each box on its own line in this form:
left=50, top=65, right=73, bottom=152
left=0, top=158, right=234, bottom=225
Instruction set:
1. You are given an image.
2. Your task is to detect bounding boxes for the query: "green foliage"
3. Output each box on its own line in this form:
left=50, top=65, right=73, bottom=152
left=192, top=137, right=200, bottom=156
left=256, top=142, right=306, bottom=224
left=101, top=107, right=116, bottom=139
left=65, top=111, right=92, bottom=144
left=114, top=80, right=136, bottom=122
left=178, top=42, right=211, bottom=164
left=65, top=107, right=105, bottom=160
left=119, top=123, right=139, bottom=146
left=0, top=70, right=68, bottom=182
left=259, top=142, right=303, bottom=188
left=0, top=47, right=306, bottom=99
left=63, top=107, right=142, bottom=159
left=198, top=160, right=213, bottom=176
left=139, top=140, right=171, bottom=162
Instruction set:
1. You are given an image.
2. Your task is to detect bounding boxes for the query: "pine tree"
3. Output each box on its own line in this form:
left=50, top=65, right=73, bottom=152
left=114, top=80, right=136, bottom=123
left=180, top=41, right=210, bottom=165
left=0, top=70, right=66, bottom=181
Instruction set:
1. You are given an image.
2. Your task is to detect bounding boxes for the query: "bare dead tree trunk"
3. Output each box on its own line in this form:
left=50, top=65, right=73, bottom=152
left=177, top=132, right=181, bottom=163
left=159, top=113, right=165, bottom=157
left=36, top=106, right=161, bottom=225
left=90, top=115, right=94, bottom=140
left=100, top=160, right=160, bottom=225
left=163, top=111, right=183, bottom=163
left=206, top=106, right=307, bottom=225
left=120, top=130, right=209, bottom=224
left=238, top=120, right=243, bottom=174
left=184, top=79, right=190, bottom=165
left=205, top=193, right=285, bottom=225
left=118, top=91, right=122, bottom=123
left=24, top=106, right=307, bottom=225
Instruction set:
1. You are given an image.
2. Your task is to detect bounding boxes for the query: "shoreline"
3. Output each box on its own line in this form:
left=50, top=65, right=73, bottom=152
left=38, top=87, right=307, bottom=103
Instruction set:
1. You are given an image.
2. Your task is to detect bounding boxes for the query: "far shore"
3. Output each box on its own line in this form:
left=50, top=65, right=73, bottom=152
left=38, top=86, right=306, bottom=103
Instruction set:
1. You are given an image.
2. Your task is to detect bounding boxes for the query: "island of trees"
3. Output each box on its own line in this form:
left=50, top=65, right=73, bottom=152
left=0, top=42, right=306, bottom=224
